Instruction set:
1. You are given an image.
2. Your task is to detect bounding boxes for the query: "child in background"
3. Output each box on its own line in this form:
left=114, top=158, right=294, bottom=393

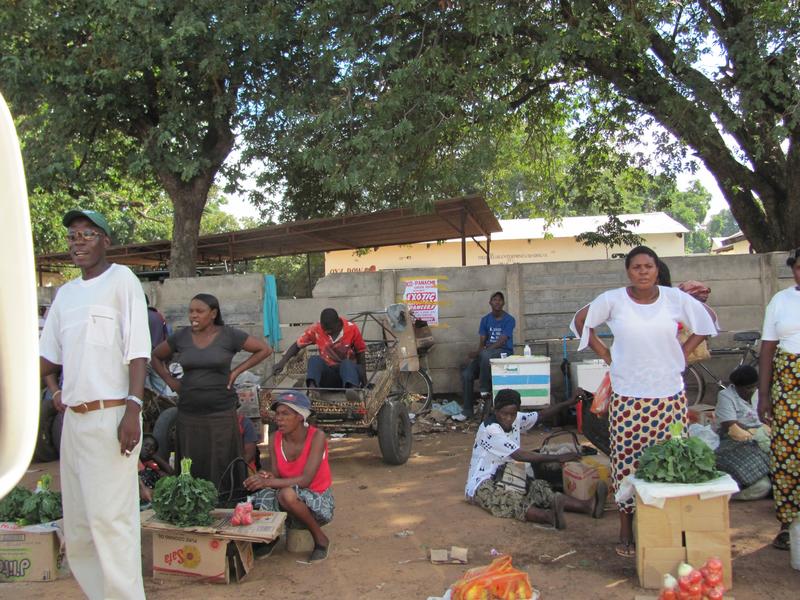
left=138, top=434, right=173, bottom=504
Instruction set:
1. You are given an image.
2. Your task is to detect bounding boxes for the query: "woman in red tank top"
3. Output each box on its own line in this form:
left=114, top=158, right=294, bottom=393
left=244, top=391, right=334, bottom=562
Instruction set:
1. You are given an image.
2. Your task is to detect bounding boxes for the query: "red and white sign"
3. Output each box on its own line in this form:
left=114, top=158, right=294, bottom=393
left=402, top=278, right=439, bottom=325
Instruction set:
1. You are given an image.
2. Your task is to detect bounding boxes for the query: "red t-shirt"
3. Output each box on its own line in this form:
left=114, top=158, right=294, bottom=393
left=274, top=426, right=331, bottom=493
left=297, top=318, right=366, bottom=367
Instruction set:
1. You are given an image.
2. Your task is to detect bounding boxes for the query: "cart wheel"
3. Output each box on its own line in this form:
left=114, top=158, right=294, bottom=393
left=152, top=406, right=178, bottom=461
left=391, top=369, right=434, bottom=413
left=377, top=400, right=412, bottom=465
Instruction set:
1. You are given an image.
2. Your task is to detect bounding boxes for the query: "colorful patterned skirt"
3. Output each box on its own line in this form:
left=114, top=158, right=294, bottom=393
left=608, top=391, right=687, bottom=513
left=769, top=349, right=800, bottom=526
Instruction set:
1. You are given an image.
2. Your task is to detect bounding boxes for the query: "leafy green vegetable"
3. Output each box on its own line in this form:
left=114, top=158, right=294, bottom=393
left=19, top=474, right=63, bottom=524
left=0, top=486, right=34, bottom=522
left=152, top=457, right=217, bottom=527
left=637, top=423, right=721, bottom=484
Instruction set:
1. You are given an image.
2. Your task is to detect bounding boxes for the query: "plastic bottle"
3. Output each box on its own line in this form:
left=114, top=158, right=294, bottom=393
left=169, top=451, right=175, bottom=471
left=791, top=516, right=800, bottom=570
left=523, top=343, right=532, bottom=357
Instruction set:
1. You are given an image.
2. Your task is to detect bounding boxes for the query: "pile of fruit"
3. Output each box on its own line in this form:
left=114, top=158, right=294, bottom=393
left=450, top=555, right=535, bottom=600
left=658, top=558, right=726, bottom=600
left=230, top=501, right=253, bottom=526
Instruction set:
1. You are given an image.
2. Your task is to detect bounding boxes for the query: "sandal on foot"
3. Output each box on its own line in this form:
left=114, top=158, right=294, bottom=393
left=309, top=543, right=330, bottom=562
left=615, top=541, right=635, bottom=558
left=592, top=481, right=608, bottom=519
left=551, top=493, right=567, bottom=530
left=772, top=529, right=790, bottom=551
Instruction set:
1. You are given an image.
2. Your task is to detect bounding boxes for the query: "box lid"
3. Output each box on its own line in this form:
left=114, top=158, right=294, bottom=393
left=490, top=356, right=549, bottom=364
left=141, top=510, right=285, bottom=543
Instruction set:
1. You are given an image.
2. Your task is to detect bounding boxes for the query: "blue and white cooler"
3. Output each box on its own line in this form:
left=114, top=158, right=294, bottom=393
left=490, top=355, right=551, bottom=408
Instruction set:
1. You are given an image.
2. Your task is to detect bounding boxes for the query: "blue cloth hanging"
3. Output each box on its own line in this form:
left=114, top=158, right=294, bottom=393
left=263, top=274, right=281, bottom=343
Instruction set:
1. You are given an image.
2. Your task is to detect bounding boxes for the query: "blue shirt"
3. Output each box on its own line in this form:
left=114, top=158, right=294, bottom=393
left=479, top=312, right=515, bottom=354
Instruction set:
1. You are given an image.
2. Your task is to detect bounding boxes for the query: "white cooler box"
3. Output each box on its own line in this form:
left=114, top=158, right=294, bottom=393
left=571, top=359, right=610, bottom=395
left=490, top=356, right=550, bottom=408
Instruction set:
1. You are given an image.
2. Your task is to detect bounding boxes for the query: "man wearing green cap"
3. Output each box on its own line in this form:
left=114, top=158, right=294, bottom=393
left=39, top=209, right=150, bottom=600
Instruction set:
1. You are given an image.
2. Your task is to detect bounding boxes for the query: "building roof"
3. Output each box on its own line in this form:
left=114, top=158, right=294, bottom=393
left=36, top=194, right=501, bottom=271
left=435, top=212, right=688, bottom=243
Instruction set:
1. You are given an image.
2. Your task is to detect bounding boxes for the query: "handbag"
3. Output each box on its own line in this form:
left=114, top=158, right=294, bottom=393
left=590, top=372, right=612, bottom=416
left=492, top=461, right=530, bottom=495
left=715, top=439, right=770, bottom=489
left=217, top=457, right=251, bottom=508
left=536, top=431, right=582, bottom=491
left=678, top=323, right=711, bottom=364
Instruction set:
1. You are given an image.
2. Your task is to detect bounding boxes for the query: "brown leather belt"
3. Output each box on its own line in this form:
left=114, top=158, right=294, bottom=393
left=69, top=399, right=128, bottom=413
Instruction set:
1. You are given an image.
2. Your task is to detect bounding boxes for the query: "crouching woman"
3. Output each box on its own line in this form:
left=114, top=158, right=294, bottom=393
left=244, top=391, right=334, bottom=562
left=465, top=389, right=606, bottom=529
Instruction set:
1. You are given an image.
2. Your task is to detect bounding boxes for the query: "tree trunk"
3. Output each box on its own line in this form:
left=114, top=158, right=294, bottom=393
left=160, top=174, right=215, bottom=278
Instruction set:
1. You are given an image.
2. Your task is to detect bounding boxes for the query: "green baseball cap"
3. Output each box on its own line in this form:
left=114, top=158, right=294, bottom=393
left=62, top=209, right=112, bottom=237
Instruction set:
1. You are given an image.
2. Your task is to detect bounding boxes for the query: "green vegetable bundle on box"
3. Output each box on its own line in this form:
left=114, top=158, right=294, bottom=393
left=0, top=474, right=63, bottom=524
left=637, top=423, right=721, bottom=484
left=152, top=457, right=217, bottom=527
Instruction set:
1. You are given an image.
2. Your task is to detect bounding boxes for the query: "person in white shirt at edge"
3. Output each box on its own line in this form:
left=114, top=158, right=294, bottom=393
left=39, top=209, right=150, bottom=600
left=757, top=247, right=800, bottom=551
left=465, top=388, right=607, bottom=528
left=571, top=245, right=718, bottom=558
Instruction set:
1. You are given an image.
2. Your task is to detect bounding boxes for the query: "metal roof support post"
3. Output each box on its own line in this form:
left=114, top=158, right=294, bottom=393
left=460, top=207, right=467, bottom=266
left=486, top=234, right=491, bottom=265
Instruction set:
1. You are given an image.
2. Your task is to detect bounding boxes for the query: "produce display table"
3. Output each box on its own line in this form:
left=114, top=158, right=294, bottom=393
left=619, top=475, right=738, bottom=590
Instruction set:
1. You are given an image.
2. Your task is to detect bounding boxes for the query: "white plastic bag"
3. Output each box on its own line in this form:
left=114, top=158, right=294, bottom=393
left=687, top=423, right=720, bottom=451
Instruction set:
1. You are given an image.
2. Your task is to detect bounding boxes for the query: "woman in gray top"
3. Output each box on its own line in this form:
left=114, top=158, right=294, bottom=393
left=152, top=293, right=272, bottom=488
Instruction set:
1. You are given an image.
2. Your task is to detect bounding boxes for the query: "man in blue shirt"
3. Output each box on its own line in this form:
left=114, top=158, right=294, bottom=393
left=461, top=291, right=516, bottom=418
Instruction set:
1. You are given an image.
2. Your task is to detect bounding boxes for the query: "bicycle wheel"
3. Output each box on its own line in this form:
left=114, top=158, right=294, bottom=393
left=390, top=369, right=434, bottom=413
left=682, top=365, right=706, bottom=407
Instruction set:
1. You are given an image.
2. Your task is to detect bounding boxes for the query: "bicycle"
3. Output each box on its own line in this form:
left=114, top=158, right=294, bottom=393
left=682, top=330, right=761, bottom=407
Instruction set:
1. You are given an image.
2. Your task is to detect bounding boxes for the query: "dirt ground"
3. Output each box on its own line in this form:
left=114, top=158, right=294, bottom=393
left=6, top=426, right=800, bottom=599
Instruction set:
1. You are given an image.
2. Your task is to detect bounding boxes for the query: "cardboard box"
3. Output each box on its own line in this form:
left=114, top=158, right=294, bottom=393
left=635, top=493, right=732, bottom=590
left=142, top=509, right=285, bottom=584
left=562, top=456, right=612, bottom=501
left=688, top=403, right=716, bottom=427
left=0, top=521, right=65, bottom=582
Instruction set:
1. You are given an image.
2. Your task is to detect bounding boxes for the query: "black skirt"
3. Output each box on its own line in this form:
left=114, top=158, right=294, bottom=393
left=176, top=408, right=243, bottom=490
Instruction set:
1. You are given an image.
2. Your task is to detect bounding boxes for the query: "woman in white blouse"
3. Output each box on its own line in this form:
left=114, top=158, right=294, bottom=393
left=572, top=246, right=718, bottom=557
left=757, top=248, right=800, bottom=551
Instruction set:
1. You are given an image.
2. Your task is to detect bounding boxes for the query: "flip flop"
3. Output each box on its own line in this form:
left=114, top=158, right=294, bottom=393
left=309, top=542, right=330, bottom=562
left=772, top=529, right=790, bottom=551
left=592, top=481, right=608, bottom=519
left=615, top=541, right=635, bottom=558
left=551, top=493, right=567, bottom=530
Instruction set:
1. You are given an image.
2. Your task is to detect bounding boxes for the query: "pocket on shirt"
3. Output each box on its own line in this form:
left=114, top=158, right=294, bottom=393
left=87, top=305, right=117, bottom=346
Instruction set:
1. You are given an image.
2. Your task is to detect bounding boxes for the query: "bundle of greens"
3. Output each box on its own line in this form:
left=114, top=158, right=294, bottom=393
left=637, top=423, right=721, bottom=484
left=152, top=457, right=217, bottom=527
left=19, top=474, right=63, bottom=524
left=0, top=486, right=33, bottom=522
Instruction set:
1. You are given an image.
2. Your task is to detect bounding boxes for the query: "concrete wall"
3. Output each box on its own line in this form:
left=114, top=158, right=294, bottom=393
left=281, top=252, right=793, bottom=400
left=325, top=232, right=685, bottom=274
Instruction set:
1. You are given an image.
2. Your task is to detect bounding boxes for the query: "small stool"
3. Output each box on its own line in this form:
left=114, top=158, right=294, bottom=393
left=286, top=527, right=315, bottom=553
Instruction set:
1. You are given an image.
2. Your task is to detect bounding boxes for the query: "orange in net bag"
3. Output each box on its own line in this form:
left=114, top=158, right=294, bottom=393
left=450, top=555, right=534, bottom=600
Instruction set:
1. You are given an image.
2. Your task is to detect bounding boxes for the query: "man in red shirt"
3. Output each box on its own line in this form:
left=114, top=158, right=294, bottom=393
left=274, top=308, right=367, bottom=399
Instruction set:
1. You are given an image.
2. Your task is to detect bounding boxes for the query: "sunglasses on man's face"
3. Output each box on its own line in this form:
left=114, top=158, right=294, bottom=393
left=66, top=229, right=104, bottom=243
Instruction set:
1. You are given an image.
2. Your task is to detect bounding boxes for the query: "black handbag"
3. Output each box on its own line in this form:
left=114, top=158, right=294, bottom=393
left=536, top=431, right=582, bottom=492
left=715, top=439, right=770, bottom=489
left=217, top=457, right=250, bottom=508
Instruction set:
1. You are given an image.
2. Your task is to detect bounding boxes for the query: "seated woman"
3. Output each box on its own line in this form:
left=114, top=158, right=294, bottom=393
left=716, top=365, right=770, bottom=450
left=465, top=388, right=607, bottom=529
left=137, top=434, right=173, bottom=505
left=244, top=391, right=333, bottom=562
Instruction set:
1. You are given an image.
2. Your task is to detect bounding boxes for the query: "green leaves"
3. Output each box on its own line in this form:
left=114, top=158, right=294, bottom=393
left=0, top=487, right=34, bottom=522
left=14, top=474, right=63, bottom=524
left=637, top=423, right=721, bottom=484
left=152, top=457, right=218, bottom=527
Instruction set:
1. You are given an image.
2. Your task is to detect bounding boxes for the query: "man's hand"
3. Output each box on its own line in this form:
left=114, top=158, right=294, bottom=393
left=52, top=390, right=66, bottom=413
left=272, top=361, right=285, bottom=376
left=757, top=392, right=773, bottom=425
left=118, top=406, right=142, bottom=456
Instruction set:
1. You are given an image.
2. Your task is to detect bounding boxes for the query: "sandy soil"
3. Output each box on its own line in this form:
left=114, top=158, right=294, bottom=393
left=6, top=427, right=799, bottom=599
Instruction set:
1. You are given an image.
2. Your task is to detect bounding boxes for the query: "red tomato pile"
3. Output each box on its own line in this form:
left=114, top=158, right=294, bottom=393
left=658, top=558, right=725, bottom=600
left=230, top=501, right=253, bottom=526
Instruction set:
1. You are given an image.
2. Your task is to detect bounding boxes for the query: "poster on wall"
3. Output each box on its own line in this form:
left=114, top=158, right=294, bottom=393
left=402, top=278, right=439, bottom=325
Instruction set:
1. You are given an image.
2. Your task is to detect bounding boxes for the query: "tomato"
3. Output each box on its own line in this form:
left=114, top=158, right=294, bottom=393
left=658, top=590, right=677, bottom=600
left=700, top=567, right=710, bottom=580
left=687, top=582, right=702, bottom=596
left=230, top=514, right=241, bottom=526
left=688, top=569, right=703, bottom=585
left=705, top=557, right=724, bottom=573
left=678, top=575, right=692, bottom=592
left=706, top=585, right=725, bottom=600
left=705, top=571, right=722, bottom=587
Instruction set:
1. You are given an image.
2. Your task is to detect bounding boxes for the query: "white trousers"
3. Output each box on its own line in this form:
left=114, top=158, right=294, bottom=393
left=60, top=405, right=145, bottom=600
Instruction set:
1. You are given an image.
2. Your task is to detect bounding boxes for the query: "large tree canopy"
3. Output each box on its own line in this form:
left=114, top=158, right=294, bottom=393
left=248, top=1, right=798, bottom=250
left=1, top=1, right=303, bottom=276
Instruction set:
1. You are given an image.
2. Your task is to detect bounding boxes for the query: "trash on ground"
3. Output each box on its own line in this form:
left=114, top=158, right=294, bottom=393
left=430, top=546, right=469, bottom=564
left=394, top=529, right=414, bottom=538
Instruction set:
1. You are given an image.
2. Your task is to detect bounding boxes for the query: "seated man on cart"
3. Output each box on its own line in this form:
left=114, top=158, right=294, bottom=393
left=273, top=308, right=367, bottom=401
